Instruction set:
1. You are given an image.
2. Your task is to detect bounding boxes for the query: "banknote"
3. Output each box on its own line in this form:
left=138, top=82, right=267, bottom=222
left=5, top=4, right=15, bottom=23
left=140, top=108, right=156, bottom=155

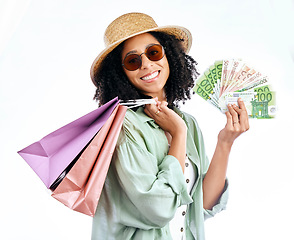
left=214, top=60, right=223, bottom=81
left=252, top=85, right=276, bottom=118
left=219, top=92, right=257, bottom=114
left=237, top=76, right=269, bottom=92
left=220, top=59, right=231, bottom=96
left=225, top=64, right=253, bottom=93
left=222, top=59, right=243, bottom=95
left=193, top=83, right=220, bottom=109
left=209, top=63, right=218, bottom=83
left=195, top=74, right=219, bottom=104
left=195, top=75, right=215, bottom=96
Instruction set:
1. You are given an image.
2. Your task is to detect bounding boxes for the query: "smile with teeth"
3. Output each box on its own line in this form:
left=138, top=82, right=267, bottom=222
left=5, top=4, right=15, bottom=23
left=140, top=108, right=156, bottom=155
left=141, top=71, right=159, bottom=81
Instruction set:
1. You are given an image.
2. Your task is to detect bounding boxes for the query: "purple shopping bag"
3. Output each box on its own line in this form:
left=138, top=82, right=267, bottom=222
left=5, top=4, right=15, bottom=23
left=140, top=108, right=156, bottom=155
left=18, top=97, right=119, bottom=188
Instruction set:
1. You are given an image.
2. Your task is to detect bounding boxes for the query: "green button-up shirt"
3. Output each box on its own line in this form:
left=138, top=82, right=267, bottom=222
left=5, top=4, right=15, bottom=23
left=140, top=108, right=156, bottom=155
left=92, top=107, right=228, bottom=240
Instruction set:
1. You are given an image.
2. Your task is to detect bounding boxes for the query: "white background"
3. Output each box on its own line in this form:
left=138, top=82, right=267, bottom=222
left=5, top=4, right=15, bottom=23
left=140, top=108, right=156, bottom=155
left=1, top=0, right=293, bottom=239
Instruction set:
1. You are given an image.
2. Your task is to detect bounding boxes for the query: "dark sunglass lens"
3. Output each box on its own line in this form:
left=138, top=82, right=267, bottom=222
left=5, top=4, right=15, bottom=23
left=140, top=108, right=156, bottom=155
left=146, top=45, right=164, bottom=61
left=124, top=54, right=141, bottom=71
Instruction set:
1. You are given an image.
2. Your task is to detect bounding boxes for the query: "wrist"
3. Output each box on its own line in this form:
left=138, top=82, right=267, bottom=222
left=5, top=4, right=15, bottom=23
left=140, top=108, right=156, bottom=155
left=216, top=138, right=233, bottom=151
left=170, top=124, right=187, bottom=138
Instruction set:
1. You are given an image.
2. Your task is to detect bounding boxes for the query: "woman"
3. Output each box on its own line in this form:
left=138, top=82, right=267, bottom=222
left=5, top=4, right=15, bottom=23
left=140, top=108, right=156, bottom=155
left=90, top=12, right=249, bottom=240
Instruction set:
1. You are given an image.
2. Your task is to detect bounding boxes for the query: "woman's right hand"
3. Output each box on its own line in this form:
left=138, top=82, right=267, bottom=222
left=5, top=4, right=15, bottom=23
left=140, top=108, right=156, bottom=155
left=144, top=98, right=187, bottom=137
left=144, top=98, right=187, bottom=172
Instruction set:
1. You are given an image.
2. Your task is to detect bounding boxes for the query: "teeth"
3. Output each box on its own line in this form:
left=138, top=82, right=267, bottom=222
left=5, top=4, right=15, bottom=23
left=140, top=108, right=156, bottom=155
left=141, top=71, right=159, bottom=80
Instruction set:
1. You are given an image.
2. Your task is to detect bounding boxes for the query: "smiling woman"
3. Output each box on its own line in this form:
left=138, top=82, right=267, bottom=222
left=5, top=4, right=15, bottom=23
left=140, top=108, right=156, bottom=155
left=88, top=12, right=250, bottom=240
left=121, top=34, right=170, bottom=100
left=92, top=14, right=197, bottom=107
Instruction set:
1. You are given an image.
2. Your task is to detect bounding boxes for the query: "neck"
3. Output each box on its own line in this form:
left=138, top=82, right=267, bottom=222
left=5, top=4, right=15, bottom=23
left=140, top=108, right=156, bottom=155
left=149, top=91, right=166, bottom=102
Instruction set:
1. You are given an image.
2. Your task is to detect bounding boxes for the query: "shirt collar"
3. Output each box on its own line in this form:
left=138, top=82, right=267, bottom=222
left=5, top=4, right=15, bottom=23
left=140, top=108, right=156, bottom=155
left=133, top=107, right=160, bottom=128
left=133, top=106, right=186, bottom=128
left=173, top=106, right=185, bottom=120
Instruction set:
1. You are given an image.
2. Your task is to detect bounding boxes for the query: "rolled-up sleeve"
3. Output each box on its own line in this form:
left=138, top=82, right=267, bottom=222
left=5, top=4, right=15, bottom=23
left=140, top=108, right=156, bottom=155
left=203, top=178, right=229, bottom=220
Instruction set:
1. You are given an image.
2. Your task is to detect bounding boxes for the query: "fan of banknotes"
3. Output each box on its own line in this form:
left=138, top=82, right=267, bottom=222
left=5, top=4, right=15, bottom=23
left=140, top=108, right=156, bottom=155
left=193, top=59, right=276, bottom=119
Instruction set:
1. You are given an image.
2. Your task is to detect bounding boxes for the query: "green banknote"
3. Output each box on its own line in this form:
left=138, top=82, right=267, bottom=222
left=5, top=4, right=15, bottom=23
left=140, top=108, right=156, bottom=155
left=213, top=60, right=223, bottom=82
left=195, top=75, right=219, bottom=103
left=219, top=92, right=257, bottom=115
left=194, top=83, right=220, bottom=109
left=219, top=89, right=275, bottom=118
left=195, top=74, right=214, bottom=95
left=252, top=85, right=276, bottom=118
left=193, top=82, right=211, bottom=101
left=204, top=68, right=217, bottom=87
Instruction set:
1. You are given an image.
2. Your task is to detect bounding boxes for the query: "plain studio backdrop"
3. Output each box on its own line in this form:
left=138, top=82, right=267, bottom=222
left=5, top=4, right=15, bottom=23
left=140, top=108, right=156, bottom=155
left=0, top=0, right=293, bottom=239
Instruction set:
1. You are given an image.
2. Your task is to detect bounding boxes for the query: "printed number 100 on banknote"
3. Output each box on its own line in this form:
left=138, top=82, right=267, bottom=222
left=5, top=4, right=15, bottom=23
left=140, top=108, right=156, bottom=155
left=220, top=86, right=276, bottom=119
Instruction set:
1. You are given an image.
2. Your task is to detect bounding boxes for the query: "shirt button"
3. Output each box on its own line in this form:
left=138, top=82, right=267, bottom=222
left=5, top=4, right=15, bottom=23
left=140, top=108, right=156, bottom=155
left=185, top=162, right=189, bottom=167
left=182, top=211, right=186, bottom=216
left=180, top=227, right=184, bottom=232
left=186, top=179, right=190, bottom=183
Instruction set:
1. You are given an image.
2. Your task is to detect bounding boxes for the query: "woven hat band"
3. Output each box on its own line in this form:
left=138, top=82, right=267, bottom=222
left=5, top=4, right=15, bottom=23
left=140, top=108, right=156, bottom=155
left=104, top=13, right=158, bottom=46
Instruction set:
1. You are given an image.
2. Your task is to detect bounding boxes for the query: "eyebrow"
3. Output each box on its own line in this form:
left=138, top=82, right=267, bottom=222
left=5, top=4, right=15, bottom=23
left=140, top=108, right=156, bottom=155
left=124, top=43, right=157, bottom=58
left=125, top=50, right=137, bottom=57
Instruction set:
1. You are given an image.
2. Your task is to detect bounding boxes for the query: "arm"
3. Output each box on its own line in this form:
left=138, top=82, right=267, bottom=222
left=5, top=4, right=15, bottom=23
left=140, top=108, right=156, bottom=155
left=203, top=98, right=249, bottom=210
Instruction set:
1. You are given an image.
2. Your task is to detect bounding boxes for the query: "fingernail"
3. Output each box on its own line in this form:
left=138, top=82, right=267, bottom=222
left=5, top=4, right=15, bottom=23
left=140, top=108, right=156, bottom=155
left=239, top=98, right=243, bottom=101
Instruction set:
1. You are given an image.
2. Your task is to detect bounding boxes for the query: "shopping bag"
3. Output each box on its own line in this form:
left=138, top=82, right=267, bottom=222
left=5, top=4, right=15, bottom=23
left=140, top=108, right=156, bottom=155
left=18, top=97, right=154, bottom=216
left=17, top=97, right=119, bottom=188
left=51, top=104, right=126, bottom=216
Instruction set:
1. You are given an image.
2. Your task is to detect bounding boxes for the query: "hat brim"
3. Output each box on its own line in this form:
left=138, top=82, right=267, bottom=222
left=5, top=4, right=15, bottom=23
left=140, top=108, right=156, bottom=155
left=90, top=25, right=192, bottom=85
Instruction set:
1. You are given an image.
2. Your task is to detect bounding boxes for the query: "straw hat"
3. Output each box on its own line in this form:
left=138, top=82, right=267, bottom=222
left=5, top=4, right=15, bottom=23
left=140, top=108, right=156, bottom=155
left=90, top=12, right=192, bottom=86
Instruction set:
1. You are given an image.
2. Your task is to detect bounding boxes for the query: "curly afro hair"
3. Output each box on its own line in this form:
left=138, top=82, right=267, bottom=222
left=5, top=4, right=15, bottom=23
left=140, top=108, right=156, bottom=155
left=93, top=31, right=199, bottom=108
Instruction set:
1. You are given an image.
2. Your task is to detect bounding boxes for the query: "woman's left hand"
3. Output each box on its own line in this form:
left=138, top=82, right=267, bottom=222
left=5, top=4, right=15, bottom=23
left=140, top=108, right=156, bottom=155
left=218, top=98, right=250, bottom=146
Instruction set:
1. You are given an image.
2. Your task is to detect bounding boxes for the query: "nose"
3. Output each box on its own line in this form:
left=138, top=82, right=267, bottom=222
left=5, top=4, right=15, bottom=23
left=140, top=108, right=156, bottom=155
left=140, top=53, right=153, bottom=69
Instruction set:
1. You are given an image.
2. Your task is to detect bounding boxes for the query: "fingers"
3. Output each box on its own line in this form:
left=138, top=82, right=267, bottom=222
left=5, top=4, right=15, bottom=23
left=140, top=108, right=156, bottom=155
left=158, top=100, right=168, bottom=112
left=224, top=111, right=238, bottom=136
left=144, top=98, right=168, bottom=119
left=144, top=102, right=157, bottom=118
left=231, top=98, right=246, bottom=115
left=235, top=98, right=249, bottom=132
left=226, top=98, right=249, bottom=132
left=227, top=104, right=239, bottom=125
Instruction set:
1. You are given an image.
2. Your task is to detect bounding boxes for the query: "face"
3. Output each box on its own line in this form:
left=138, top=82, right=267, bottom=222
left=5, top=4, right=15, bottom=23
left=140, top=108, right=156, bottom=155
left=121, top=33, right=170, bottom=101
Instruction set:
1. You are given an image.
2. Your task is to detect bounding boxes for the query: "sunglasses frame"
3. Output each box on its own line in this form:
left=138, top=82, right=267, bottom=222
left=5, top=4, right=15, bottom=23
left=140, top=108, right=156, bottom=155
left=122, top=44, right=165, bottom=71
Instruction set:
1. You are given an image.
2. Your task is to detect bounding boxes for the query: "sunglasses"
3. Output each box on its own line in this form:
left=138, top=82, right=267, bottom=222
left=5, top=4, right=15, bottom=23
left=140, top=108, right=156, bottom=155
left=122, top=44, right=165, bottom=71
